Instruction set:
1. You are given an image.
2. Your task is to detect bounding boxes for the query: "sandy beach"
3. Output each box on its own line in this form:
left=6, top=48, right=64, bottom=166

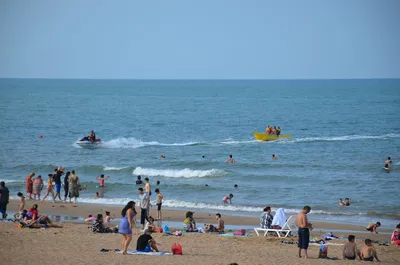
left=1, top=200, right=399, bottom=265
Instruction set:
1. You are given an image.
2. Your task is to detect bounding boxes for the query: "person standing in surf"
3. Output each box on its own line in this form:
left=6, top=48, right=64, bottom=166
left=296, top=206, right=313, bottom=259
left=52, top=168, right=64, bottom=201
left=144, top=177, right=151, bottom=217
left=96, top=174, right=110, bottom=187
left=138, top=188, right=149, bottom=229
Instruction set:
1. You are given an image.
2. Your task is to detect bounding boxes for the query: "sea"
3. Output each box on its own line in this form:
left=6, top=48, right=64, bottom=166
left=0, top=79, right=399, bottom=229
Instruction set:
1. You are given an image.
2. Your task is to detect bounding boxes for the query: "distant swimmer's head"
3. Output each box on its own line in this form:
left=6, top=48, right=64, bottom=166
left=202, top=155, right=205, bottom=158
left=155, top=188, right=160, bottom=193
left=234, top=184, right=238, bottom=189
left=229, top=193, right=234, bottom=198
left=205, top=184, right=209, bottom=187
left=229, top=155, right=233, bottom=158
left=388, top=157, right=391, bottom=160
left=137, top=175, right=141, bottom=179
left=339, top=198, right=343, bottom=202
left=156, top=180, right=160, bottom=185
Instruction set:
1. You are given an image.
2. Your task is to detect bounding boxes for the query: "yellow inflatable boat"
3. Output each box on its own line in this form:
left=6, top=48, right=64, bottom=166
left=253, top=132, right=292, bottom=141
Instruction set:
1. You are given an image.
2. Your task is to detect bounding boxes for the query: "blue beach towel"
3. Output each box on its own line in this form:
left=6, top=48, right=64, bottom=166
left=116, top=250, right=173, bottom=255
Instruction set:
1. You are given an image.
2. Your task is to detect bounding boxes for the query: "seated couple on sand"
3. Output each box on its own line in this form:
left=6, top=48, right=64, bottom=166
left=91, top=214, right=118, bottom=233
left=343, top=235, right=380, bottom=261
left=260, top=207, right=286, bottom=229
left=18, top=204, right=62, bottom=228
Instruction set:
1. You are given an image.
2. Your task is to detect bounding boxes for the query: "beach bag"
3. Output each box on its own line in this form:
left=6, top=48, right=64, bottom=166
left=171, top=242, right=183, bottom=255
left=234, top=229, right=246, bottom=236
left=318, top=245, right=328, bottom=259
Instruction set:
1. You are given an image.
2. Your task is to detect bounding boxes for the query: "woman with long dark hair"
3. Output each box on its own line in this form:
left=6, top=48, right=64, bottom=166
left=63, top=171, right=70, bottom=202
left=119, top=201, right=137, bottom=254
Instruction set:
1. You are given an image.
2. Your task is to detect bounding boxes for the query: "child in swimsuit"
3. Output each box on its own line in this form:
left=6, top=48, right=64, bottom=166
left=366, top=222, right=381, bottom=234
left=360, top=239, right=380, bottom=262
left=222, top=194, right=233, bottom=204
left=343, top=235, right=361, bottom=260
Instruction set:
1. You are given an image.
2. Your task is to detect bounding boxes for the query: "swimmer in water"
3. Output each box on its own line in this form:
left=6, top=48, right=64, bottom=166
left=344, top=198, right=350, bottom=206
left=384, top=157, right=392, bottom=172
left=95, top=192, right=100, bottom=199
left=226, top=155, right=236, bottom=164
left=135, top=175, right=143, bottom=185
left=339, top=199, right=345, bottom=207
left=222, top=194, right=233, bottom=204
left=234, top=184, right=238, bottom=189
left=96, top=174, right=109, bottom=187
left=272, top=154, right=277, bottom=160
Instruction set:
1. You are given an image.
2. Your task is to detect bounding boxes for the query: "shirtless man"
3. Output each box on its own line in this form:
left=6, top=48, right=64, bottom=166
left=215, top=213, right=225, bottom=233
left=384, top=157, right=392, bottom=172
left=296, top=206, right=313, bottom=259
left=144, top=177, right=151, bottom=217
left=272, top=154, right=277, bottom=160
left=226, top=155, right=236, bottom=164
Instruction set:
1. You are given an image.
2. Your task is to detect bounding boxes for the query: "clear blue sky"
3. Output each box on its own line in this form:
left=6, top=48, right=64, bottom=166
left=1, top=0, right=399, bottom=79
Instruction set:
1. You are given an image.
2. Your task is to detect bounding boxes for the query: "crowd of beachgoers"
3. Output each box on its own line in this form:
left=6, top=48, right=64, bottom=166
left=0, top=160, right=399, bottom=260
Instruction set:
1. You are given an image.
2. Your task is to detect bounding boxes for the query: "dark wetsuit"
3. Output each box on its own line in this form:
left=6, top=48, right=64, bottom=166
left=64, top=175, right=69, bottom=198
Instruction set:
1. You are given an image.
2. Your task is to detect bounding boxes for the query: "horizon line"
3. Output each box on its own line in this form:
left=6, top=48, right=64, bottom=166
left=1, top=77, right=399, bottom=81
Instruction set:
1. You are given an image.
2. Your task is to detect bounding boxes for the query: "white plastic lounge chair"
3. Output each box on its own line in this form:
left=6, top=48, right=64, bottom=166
left=254, top=215, right=297, bottom=237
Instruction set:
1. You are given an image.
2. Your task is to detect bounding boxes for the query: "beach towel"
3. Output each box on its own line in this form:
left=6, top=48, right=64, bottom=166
left=220, top=233, right=253, bottom=237
left=271, top=208, right=286, bottom=228
left=116, top=250, right=172, bottom=255
left=310, top=242, right=344, bottom=246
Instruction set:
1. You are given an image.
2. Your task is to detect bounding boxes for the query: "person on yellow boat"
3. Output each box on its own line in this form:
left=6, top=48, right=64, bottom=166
left=272, top=126, right=277, bottom=134
left=265, top=125, right=271, bottom=134
left=277, top=127, right=281, bottom=137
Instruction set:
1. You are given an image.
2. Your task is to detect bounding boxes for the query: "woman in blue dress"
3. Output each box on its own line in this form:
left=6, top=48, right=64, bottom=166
left=119, top=201, right=137, bottom=254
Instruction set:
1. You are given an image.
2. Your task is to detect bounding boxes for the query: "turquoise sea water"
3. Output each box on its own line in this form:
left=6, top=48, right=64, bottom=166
left=0, top=79, right=399, bottom=228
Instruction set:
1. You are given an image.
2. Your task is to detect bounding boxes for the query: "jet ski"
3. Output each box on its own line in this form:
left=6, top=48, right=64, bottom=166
left=76, top=136, right=102, bottom=149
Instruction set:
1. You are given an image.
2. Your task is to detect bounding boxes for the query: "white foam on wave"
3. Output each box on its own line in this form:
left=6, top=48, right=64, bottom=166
left=101, top=137, right=199, bottom=149
left=220, top=139, right=258, bottom=145
left=1, top=179, right=23, bottom=183
left=104, top=166, right=129, bottom=171
left=281, top=133, right=400, bottom=144
left=133, top=167, right=225, bottom=178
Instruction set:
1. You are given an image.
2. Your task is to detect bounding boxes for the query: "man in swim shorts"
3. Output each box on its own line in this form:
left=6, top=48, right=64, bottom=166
left=52, top=168, right=63, bottom=201
left=296, top=206, right=313, bottom=259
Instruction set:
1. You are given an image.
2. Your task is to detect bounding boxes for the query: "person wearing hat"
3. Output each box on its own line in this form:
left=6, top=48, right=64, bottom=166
left=184, top=211, right=197, bottom=232
left=136, top=229, right=159, bottom=252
